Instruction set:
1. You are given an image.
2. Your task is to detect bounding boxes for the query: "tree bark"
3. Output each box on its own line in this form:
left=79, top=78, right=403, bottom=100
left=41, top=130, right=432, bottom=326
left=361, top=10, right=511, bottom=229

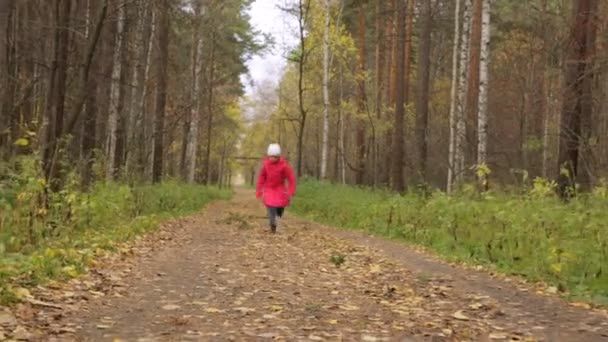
left=455, top=0, right=472, bottom=185
left=106, top=2, right=126, bottom=180
left=42, top=0, right=71, bottom=191
left=152, top=0, right=170, bottom=183
left=321, top=0, right=331, bottom=179
left=476, top=0, right=491, bottom=190
left=415, top=0, right=432, bottom=183
left=391, top=0, right=406, bottom=192
left=0, top=0, right=16, bottom=155
left=355, top=3, right=367, bottom=185
left=185, top=2, right=203, bottom=183
left=466, top=0, right=482, bottom=163
left=203, top=33, right=216, bottom=185
left=557, top=0, right=598, bottom=196
left=447, top=0, right=461, bottom=193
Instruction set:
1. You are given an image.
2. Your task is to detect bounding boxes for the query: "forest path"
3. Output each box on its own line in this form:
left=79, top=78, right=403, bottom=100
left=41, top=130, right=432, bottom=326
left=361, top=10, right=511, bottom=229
left=14, top=189, right=608, bottom=341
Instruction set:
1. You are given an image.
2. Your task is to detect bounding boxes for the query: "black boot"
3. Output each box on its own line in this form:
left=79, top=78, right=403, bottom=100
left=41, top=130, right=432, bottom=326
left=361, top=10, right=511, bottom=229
left=270, top=224, right=277, bottom=233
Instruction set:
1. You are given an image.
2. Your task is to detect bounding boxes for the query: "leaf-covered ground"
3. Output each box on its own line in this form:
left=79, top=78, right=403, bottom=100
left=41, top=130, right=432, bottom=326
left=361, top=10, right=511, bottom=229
left=1, top=189, right=607, bottom=341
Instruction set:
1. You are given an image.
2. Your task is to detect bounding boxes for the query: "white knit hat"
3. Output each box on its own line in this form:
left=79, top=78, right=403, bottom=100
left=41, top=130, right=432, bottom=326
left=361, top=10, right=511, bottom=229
left=267, top=143, right=281, bottom=156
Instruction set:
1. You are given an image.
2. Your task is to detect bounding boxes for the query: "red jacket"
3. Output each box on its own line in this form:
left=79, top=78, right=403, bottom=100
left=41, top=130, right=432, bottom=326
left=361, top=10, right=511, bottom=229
left=256, top=157, right=297, bottom=208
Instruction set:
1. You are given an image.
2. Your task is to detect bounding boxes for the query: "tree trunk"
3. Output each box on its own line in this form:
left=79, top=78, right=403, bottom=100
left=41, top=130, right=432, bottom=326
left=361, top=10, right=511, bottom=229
left=373, top=0, right=384, bottom=185
left=557, top=0, right=598, bottom=196
left=185, top=3, right=203, bottom=183
left=476, top=0, right=491, bottom=190
left=0, top=0, right=16, bottom=156
left=466, top=0, right=482, bottom=163
left=415, top=0, right=432, bottom=184
left=455, top=0, right=472, bottom=186
left=203, top=34, right=216, bottom=185
left=391, top=0, right=406, bottom=192
left=447, top=0, right=461, bottom=193
left=42, top=0, right=71, bottom=191
left=152, top=0, right=169, bottom=183
left=141, top=9, right=155, bottom=180
left=381, top=0, right=394, bottom=185
left=355, top=3, right=367, bottom=185
left=105, top=2, right=126, bottom=181
left=295, top=0, right=308, bottom=177
left=321, top=0, right=330, bottom=179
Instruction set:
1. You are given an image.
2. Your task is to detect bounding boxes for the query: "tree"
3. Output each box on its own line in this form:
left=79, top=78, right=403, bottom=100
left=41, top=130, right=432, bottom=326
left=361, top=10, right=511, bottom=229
left=106, top=2, right=127, bottom=180
left=476, top=0, right=491, bottom=190
left=557, top=0, right=598, bottom=197
left=152, top=0, right=170, bottom=183
left=184, top=1, right=203, bottom=183
left=355, top=2, right=367, bottom=185
left=391, top=0, right=406, bottom=192
left=320, top=0, right=331, bottom=179
left=415, top=0, right=432, bottom=183
left=455, top=0, right=472, bottom=186
left=447, top=0, right=462, bottom=193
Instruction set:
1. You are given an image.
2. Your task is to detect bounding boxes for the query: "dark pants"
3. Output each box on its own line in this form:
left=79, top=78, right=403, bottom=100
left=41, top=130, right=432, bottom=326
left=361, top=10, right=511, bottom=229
left=267, top=207, right=284, bottom=227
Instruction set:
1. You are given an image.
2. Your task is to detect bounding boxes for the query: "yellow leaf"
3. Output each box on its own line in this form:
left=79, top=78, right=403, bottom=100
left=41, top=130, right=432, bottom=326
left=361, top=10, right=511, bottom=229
left=14, top=138, right=29, bottom=147
left=369, top=264, right=382, bottom=274
left=62, top=265, right=79, bottom=278
left=269, top=305, right=283, bottom=312
left=12, top=287, right=31, bottom=299
left=205, top=307, right=221, bottom=313
left=452, top=310, right=469, bottom=321
left=327, top=319, right=338, bottom=325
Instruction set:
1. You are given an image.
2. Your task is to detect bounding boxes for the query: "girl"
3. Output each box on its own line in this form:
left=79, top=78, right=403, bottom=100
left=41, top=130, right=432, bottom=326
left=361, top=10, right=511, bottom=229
left=255, top=143, right=296, bottom=233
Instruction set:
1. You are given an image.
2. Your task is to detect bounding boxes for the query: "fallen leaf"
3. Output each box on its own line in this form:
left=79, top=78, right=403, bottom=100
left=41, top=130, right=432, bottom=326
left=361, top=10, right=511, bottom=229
left=469, top=302, right=484, bottom=310
left=327, top=319, right=338, bottom=325
left=546, top=286, right=558, bottom=294
left=452, top=310, right=470, bottom=321
left=340, top=304, right=359, bottom=311
left=12, top=326, right=32, bottom=340
left=96, top=324, right=112, bottom=330
left=0, top=310, right=17, bottom=325
left=308, top=335, right=323, bottom=341
left=205, top=307, right=222, bottom=313
left=12, top=288, right=31, bottom=300
left=257, top=332, right=278, bottom=338
left=25, top=298, right=63, bottom=309
left=489, top=332, right=508, bottom=340
left=233, top=307, right=255, bottom=314
left=162, top=304, right=181, bottom=311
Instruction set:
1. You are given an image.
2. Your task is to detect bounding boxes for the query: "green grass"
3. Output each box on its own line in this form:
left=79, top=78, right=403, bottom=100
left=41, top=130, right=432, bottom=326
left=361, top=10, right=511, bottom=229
left=0, top=178, right=231, bottom=304
left=291, top=179, right=608, bottom=305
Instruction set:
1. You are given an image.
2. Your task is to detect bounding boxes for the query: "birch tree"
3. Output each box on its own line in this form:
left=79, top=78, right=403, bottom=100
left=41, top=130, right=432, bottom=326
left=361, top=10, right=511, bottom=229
left=185, top=1, right=203, bottom=183
left=447, top=0, right=462, bottom=193
left=476, top=0, right=491, bottom=189
left=320, top=0, right=330, bottom=179
left=106, top=2, right=126, bottom=180
left=455, top=0, right=472, bottom=186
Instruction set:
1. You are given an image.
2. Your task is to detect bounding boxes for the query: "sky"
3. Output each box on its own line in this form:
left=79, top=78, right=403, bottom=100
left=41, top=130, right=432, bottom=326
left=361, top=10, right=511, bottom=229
left=242, top=0, right=298, bottom=98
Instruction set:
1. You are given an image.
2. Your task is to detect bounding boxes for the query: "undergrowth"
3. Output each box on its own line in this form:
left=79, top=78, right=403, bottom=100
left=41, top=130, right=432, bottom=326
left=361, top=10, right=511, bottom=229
left=292, top=179, right=608, bottom=305
left=0, top=156, right=231, bottom=304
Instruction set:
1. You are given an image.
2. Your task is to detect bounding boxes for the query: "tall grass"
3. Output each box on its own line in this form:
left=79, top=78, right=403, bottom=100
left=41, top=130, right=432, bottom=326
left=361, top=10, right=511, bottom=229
left=291, top=179, right=608, bottom=304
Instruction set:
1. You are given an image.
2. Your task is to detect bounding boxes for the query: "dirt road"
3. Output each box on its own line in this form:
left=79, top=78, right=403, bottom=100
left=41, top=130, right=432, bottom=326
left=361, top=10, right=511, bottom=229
left=9, top=189, right=608, bottom=341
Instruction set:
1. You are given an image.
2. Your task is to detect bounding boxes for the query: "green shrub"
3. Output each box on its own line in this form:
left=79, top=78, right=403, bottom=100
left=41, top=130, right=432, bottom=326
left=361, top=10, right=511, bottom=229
left=292, top=180, right=608, bottom=304
left=0, top=157, right=231, bottom=304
